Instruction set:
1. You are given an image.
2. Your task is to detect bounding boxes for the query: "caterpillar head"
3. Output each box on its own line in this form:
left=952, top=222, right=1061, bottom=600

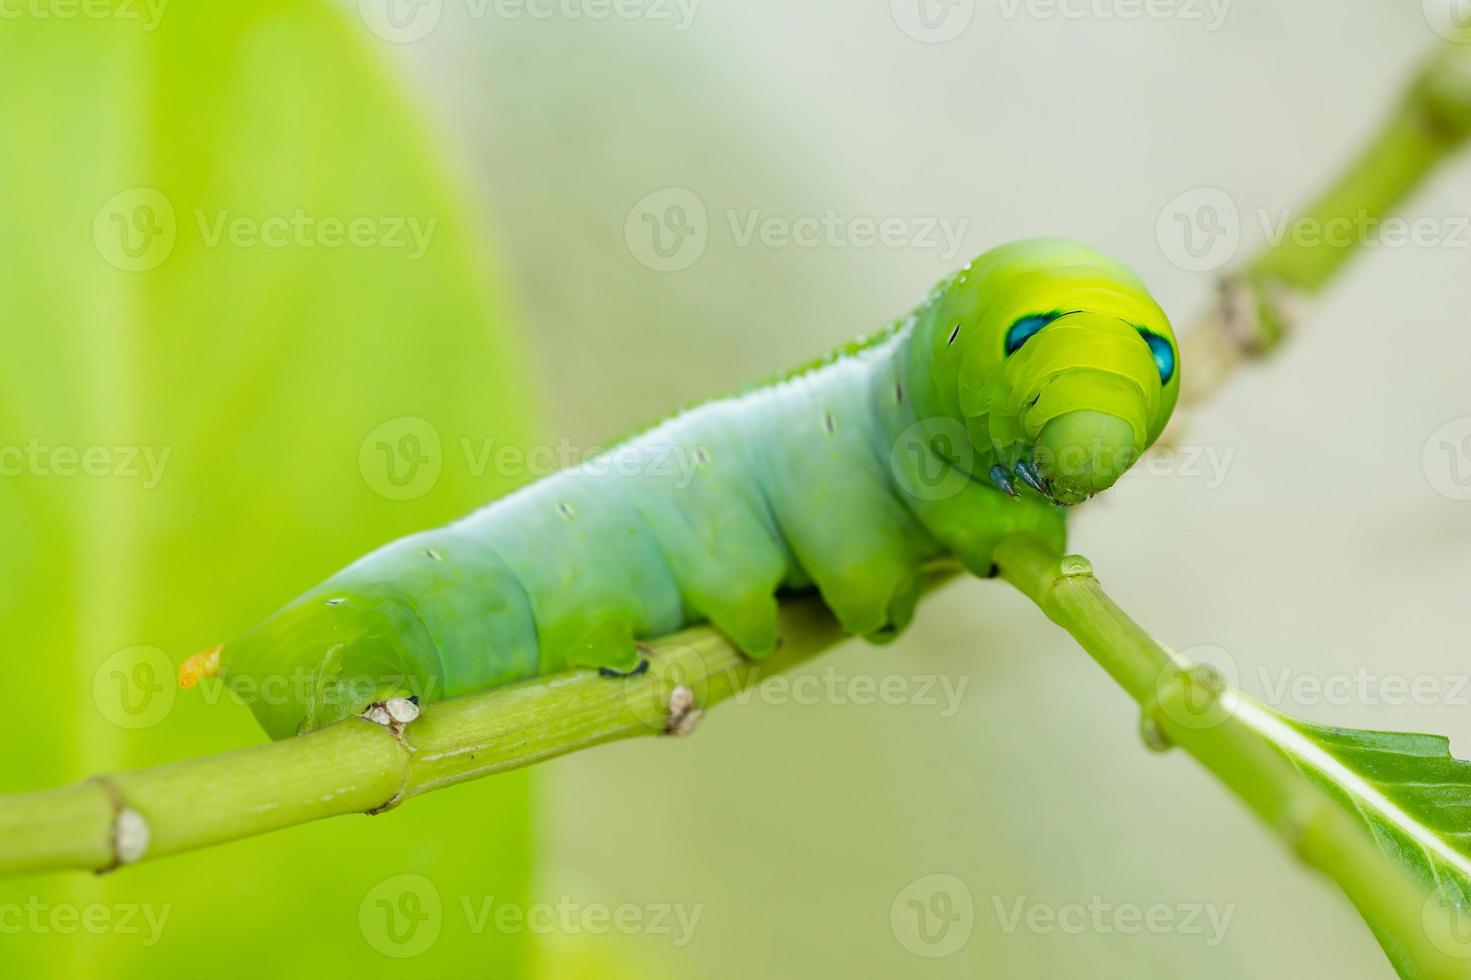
left=937, top=239, right=1179, bottom=506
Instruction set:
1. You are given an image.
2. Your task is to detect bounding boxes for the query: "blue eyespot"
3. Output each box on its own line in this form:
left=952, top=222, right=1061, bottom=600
left=1004, top=313, right=1058, bottom=355
left=1139, top=329, right=1176, bottom=385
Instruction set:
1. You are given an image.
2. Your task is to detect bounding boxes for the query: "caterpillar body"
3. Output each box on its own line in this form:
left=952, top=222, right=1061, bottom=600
left=191, top=239, right=1179, bottom=739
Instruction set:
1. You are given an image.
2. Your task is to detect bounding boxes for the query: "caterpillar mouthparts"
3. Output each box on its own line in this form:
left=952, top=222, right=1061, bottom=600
left=1033, top=410, right=1142, bottom=506
left=986, top=410, right=1143, bottom=508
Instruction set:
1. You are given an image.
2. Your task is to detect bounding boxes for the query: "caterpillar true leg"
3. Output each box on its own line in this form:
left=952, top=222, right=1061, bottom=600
left=987, top=465, right=1019, bottom=497
left=1013, top=459, right=1048, bottom=496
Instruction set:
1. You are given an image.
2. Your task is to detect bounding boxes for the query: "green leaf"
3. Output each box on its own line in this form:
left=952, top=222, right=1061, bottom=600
left=0, top=3, right=538, bottom=977
left=1256, top=708, right=1471, bottom=978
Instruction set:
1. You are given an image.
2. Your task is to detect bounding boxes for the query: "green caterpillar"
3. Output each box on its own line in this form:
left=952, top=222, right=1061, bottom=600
left=184, top=238, right=1179, bottom=739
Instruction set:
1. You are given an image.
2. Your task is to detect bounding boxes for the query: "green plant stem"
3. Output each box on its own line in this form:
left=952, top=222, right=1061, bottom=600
left=1180, top=40, right=1471, bottom=409
left=994, top=536, right=1465, bottom=980
left=0, top=579, right=920, bottom=877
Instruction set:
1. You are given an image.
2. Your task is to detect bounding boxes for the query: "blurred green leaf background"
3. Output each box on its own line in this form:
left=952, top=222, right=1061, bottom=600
left=0, top=2, right=540, bottom=977
left=4, top=1, right=1471, bottom=978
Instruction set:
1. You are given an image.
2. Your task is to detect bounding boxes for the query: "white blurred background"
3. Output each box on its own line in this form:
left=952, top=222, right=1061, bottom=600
left=360, top=1, right=1470, bottom=974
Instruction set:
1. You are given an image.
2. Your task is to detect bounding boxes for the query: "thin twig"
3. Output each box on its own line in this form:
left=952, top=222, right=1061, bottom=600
left=0, top=577, right=953, bottom=876
left=1177, top=39, right=1471, bottom=415
left=994, top=537, right=1466, bottom=980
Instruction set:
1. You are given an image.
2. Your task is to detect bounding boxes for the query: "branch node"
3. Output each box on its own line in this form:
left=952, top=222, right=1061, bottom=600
left=1222, top=274, right=1310, bottom=357
left=1217, top=273, right=1269, bottom=357
left=665, top=685, right=702, bottom=736
left=360, top=696, right=421, bottom=740
left=1190, top=663, right=1228, bottom=698
left=359, top=697, right=421, bottom=814
left=89, top=776, right=151, bottom=873
left=1138, top=710, right=1174, bottom=754
left=366, top=792, right=406, bottom=817
left=1145, top=663, right=1232, bottom=742
left=115, top=808, right=151, bottom=865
